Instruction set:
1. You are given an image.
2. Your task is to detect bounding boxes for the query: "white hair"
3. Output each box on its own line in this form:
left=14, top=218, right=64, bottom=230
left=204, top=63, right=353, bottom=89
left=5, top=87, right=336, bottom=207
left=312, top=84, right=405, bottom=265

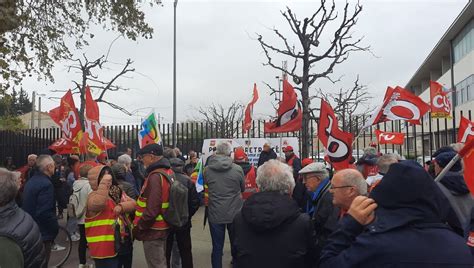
left=377, top=153, right=399, bottom=174
left=27, top=154, right=37, bottom=160
left=341, top=171, right=368, bottom=196
left=118, top=154, right=132, bottom=166
left=256, top=159, right=295, bottom=194
left=0, top=168, right=20, bottom=206
left=216, top=141, right=232, bottom=156
left=37, top=155, right=54, bottom=173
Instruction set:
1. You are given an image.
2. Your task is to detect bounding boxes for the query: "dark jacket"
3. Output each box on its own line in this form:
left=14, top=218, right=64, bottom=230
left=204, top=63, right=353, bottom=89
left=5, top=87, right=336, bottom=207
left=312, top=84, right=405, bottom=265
left=286, top=153, right=302, bottom=180
left=22, top=172, right=59, bottom=241
left=257, top=149, right=277, bottom=167
left=184, top=162, right=197, bottom=176
left=203, top=155, right=245, bottom=224
left=231, top=191, right=317, bottom=268
left=438, top=171, right=474, bottom=237
left=134, top=158, right=172, bottom=241
left=320, top=162, right=473, bottom=267
left=311, top=182, right=339, bottom=259
left=0, top=200, right=45, bottom=268
left=171, top=168, right=200, bottom=228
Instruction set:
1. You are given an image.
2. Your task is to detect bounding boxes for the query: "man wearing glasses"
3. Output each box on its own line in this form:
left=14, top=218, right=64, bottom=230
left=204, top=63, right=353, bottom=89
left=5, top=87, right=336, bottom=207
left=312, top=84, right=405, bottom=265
left=329, top=169, right=367, bottom=218
left=298, top=162, right=337, bottom=259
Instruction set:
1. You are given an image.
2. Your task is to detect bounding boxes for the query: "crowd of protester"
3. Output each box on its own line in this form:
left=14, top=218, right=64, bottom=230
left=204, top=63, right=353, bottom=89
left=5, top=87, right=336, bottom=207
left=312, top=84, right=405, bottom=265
left=1, top=140, right=474, bottom=267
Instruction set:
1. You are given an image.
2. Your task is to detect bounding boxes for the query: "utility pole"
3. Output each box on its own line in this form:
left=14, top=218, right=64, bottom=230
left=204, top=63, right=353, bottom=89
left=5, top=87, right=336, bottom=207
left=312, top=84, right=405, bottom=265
left=38, top=96, right=42, bottom=129
left=172, top=0, right=178, bottom=147
left=30, top=91, right=36, bottom=129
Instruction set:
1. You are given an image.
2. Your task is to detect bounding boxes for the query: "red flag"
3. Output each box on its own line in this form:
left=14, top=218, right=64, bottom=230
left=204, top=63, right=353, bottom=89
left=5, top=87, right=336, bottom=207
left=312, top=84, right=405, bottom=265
left=48, top=90, right=83, bottom=154
left=459, top=139, right=474, bottom=194
left=430, top=81, right=451, bottom=118
left=264, top=80, right=302, bottom=133
left=81, top=86, right=115, bottom=155
left=375, top=129, right=405, bottom=145
left=365, top=86, right=430, bottom=126
left=458, top=116, right=474, bottom=143
left=318, top=99, right=353, bottom=170
left=243, top=83, right=259, bottom=133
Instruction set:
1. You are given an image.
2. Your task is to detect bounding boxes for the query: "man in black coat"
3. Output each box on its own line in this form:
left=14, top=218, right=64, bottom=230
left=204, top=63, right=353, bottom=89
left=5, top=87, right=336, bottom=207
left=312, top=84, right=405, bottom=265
left=231, top=159, right=317, bottom=268
left=0, top=168, right=46, bottom=268
left=320, top=161, right=472, bottom=267
left=22, top=155, right=59, bottom=266
left=166, top=157, right=200, bottom=268
left=257, top=143, right=277, bottom=168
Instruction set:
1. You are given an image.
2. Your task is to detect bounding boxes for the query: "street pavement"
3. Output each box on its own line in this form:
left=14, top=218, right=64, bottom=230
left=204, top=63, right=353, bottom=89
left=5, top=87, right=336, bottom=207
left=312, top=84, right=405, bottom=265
left=57, top=207, right=232, bottom=268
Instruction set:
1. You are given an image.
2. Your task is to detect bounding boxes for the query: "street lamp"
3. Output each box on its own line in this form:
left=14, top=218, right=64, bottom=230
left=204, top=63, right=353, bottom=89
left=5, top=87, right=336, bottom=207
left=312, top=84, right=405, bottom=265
left=172, top=0, right=178, bottom=147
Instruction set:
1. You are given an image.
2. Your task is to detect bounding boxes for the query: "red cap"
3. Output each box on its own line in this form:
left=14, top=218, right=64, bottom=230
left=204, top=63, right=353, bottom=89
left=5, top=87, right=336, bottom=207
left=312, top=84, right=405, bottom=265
left=302, top=158, right=313, bottom=167
left=283, top=146, right=294, bottom=152
left=234, top=148, right=247, bottom=161
left=97, top=152, right=107, bottom=162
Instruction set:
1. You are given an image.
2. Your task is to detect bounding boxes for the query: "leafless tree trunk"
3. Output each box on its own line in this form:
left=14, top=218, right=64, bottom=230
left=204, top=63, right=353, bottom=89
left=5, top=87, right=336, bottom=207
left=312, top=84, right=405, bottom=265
left=257, top=0, right=371, bottom=157
left=194, top=102, right=244, bottom=138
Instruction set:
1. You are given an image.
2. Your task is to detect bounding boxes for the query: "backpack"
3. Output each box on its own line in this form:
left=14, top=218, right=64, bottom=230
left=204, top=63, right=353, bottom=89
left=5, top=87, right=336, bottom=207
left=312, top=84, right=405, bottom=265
left=68, top=188, right=81, bottom=218
left=154, top=170, right=189, bottom=228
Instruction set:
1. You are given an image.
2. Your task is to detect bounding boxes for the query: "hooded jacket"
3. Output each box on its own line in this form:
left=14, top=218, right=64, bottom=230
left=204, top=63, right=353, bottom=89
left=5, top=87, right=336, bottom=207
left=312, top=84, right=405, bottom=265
left=72, top=177, right=92, bottom=224
left=0, top=200, right=45, bottom=268
left=437, top=171, right=474, bottom=237
left=203, top=155, right=245, bottom=224
left=85, top=165, right=135, bottom=218
left=320, top=162, right=472, bottom=267
left=231, top=191, right=317, bottom=268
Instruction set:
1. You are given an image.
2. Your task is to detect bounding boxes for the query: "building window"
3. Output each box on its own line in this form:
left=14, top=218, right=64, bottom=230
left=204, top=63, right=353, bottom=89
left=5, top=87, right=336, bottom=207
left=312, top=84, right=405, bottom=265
left=453, top=19, right=473, bottom=63
left=456, top=74, right=474, bottom=106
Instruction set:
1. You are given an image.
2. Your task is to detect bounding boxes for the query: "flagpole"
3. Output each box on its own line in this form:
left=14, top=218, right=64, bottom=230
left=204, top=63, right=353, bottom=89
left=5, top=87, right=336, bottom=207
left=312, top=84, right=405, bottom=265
left=434, top=153, right=461, bottom=182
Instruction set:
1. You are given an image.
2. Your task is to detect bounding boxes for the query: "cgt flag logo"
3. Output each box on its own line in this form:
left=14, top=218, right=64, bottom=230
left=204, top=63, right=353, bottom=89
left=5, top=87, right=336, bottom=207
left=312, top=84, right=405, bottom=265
left=366, top=86, right=430, bottom=127
left=430, top=81, right=451, bottom=118
left=318, top=99, right=353, bottom=170
left=458, top=116, right=474, bottom=143
left=375, top=129, right=405, bottom=145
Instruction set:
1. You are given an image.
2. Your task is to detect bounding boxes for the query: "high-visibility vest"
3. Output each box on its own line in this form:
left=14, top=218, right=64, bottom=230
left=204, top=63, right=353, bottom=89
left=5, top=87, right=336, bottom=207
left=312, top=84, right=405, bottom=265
left=242, top=165, right=257, bottom=200
left=133, top=169, right=171, bottom=230
left=85, top=199, right=117, bottom=259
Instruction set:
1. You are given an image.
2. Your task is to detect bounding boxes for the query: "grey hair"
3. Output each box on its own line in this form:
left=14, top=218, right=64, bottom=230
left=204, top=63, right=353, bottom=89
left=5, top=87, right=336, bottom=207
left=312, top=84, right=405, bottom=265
left=27, top=154, right=37, bottom=160
left=256, top=159, right=295, bottom=194
left=377, top=154, right=399, bottom=174
left=163, top=148, right=178, bottom=159
left=0, top=168, right=20, bottom=206
left=37, top=155, right=54, bottom=173
left=341, top=171, right=367, bottom=196
left=216, top=141, right=232, bottom=156
left=118, top=154, right=132, bottom=166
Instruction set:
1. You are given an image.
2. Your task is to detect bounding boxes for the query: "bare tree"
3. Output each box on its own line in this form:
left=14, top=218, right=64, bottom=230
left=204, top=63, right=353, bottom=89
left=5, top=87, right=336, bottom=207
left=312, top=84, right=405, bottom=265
left=194, top=102, right=244, bottom=138
left=52, top=38, right=135, bottom=128
left=257, top=0, right=371, bottom=157
left=314, top=76, right=373, bottom=132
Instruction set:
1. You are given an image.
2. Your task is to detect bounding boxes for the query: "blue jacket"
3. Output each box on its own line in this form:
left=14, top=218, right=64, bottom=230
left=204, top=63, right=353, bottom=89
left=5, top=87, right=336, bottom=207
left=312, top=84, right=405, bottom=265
left=22, top=173, right=59, bottom=241
left=320, top=162, right=472, bottom=267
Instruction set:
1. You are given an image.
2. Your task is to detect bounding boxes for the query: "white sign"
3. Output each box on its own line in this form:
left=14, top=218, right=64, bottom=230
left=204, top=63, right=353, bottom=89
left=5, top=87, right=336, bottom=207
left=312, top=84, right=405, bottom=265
left=201, top=137, right=300, bottom=166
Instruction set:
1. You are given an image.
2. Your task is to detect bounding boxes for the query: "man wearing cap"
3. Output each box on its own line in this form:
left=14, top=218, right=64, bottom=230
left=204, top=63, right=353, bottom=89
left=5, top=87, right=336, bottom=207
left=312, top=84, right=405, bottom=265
left=283, top=146, right=301, bottom=181
left=234, top=147, right=258, bottom=200
left=133, top=143, right=173, bottom=268
left=434, top=151, right=474, bottom=237
left=299, top=163, right=338, bottom=258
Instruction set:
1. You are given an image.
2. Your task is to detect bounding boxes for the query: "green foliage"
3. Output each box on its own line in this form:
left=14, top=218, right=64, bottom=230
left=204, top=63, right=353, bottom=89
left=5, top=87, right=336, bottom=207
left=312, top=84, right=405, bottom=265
left=0, top=88, right=32, bottom=116
left=0, top=115, right=26, bottom=131
left=0, top=0, right=160, bottom=92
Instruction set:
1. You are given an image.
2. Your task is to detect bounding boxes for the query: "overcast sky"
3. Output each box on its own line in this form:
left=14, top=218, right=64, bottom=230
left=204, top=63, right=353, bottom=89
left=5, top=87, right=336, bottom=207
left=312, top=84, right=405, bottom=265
left=23, top=0, right=468, bottom=125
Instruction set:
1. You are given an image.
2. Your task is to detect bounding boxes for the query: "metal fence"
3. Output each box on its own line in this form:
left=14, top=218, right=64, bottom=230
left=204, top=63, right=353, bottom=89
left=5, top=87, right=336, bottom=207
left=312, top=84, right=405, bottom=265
left=1, top=110, right=470, bottom=168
